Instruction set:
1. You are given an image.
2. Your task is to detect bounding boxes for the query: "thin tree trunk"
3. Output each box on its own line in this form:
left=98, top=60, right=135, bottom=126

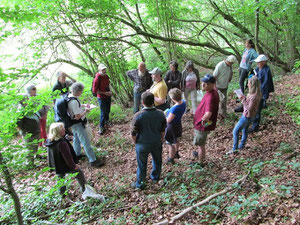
left=255, top=0, right=260, bottom=53
left=0, top=151, right=24, bottom=225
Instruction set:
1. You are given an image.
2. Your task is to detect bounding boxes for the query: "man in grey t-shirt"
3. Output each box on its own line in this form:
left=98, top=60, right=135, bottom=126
left=68, top=82, right=104, bottom=168
left=213, top=55, right=236, bottom=117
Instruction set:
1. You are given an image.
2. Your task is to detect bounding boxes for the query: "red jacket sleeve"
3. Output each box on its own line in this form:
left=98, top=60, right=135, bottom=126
left=92, top=73, right=99, bottom=94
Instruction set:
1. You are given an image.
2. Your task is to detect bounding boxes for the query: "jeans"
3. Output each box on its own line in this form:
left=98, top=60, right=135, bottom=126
left=232, top=115, right=254, bottom=150
left=184, top=88, right=197, bottom=113
left=71, top=123, right=96, bottom=163
left=218, top=88, right=228, bottom=115
left=133, top=91, right=143, bottom=114
left=252, top=99, right=264, bottom=131
left=239, top=68, right=249, bottom=94
left=58, top=169, right=86, bottom=195
left=98, top=97, right=111, bottom=128
left=135, top=143, right=162, bottom=188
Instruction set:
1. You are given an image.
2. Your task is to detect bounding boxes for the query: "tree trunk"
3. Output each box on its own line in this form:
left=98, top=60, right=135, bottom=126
left=0, top=151, right=24, bottom=225
left=255, top=0, right=260, bottom=53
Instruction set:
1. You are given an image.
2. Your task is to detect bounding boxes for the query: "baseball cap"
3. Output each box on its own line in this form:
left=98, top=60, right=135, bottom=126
left=226, top=55, right=237, bottom=63
left=149, top=67, right=162, bottom=75
left=201, top=74, right=216, bottom=84
left=254, top=54, right=268, bottom=63
left=98, top=64, right=107, bottom=71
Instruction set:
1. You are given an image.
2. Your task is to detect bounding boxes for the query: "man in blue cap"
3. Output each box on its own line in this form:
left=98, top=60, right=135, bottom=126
left=192, top=74, right=219, bottom=166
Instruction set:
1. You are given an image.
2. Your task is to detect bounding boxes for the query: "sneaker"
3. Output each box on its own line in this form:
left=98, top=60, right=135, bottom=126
left=90, top=159, right=105, bottom=168
left=131, top=182, right=144, bottom=190
left=226, top=149, right=238, bottom=155
left=98, top=127, right=106, bottom=135
left=165, top=157, right=175, bottom=164
left=192, top=151, right=199, bottom=159
left=174, top=151, right=181, bottom=159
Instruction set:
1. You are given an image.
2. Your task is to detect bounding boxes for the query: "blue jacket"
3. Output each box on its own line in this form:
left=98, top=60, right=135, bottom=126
left=240, top=48, right=258, bottom=72
left=255, top=65, right=274, bottom=100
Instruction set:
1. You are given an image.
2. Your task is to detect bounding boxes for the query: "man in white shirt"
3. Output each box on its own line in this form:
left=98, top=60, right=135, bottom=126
left=213, top=55, right=237, bottom=117
left=68, top=82, right=104, bottom=168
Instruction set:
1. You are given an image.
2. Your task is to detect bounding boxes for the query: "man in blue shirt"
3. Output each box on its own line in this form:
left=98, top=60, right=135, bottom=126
left=130, top=92, right=167, bottom=189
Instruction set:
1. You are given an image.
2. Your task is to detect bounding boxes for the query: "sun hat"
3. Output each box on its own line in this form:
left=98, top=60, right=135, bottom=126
left=226, top=55, right=237, bottom=63
left=98, top=64, right=107, bottom=71
left=254, top=54, right=268, bottom=63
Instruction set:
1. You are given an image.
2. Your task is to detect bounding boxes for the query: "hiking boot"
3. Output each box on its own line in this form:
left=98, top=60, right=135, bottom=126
left=98, top=127, right=106, bottom=135
left=131, top=182, right=144, bottom=190
left=192, top=151, right=199, bottom=159
left=226, top=149, right=238, bottom=155
left=174, top=151, right=181, bottom=159
left=165, top=157, right=175, bottom=164
left=90, top=159, right=105, bottom=168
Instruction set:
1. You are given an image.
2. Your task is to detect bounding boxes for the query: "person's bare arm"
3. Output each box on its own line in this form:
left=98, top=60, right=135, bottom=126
left=74, top=109, right=90, bottom=120
left=66, top=74, right=76, bottom=83
left=166, top=113, right=175, bottom=123
left=202, top=111, right=212, bottom=123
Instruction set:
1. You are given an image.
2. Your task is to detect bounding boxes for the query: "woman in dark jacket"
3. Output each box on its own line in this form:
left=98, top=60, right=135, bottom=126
left=45, top=122, right=86, bottom=195
left=164, top=61, right=182, bottom=107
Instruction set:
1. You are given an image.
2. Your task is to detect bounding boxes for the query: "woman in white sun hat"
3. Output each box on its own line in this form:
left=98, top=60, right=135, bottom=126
left=249, top=54, right=274, bottom=133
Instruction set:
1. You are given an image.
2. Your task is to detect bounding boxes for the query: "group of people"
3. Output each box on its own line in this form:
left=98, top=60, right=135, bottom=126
left=16, top=39, right=274, bottom=194
left=127, top=39, right=274, bottom=189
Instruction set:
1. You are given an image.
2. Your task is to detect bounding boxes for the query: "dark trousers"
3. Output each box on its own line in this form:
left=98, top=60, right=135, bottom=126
left=98, top=97, right=111, bottom=128
left=239, top=68, right=249, bottom=94
left=58, top=169, right=86, bottom=195
left=135, top=143, right=162, bottom=188
left=252, top=99, right=264, bottom=131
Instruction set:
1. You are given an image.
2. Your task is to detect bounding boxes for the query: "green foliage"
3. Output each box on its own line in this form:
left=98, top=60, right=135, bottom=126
left=227, top=193, right=263, bottom=219
left=278, top=142, right=293, bottom=154
left=285, top=91, right=300, bottom=125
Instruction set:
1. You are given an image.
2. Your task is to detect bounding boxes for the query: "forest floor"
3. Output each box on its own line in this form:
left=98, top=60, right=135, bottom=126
left=3, top=74, right=300, bottom=224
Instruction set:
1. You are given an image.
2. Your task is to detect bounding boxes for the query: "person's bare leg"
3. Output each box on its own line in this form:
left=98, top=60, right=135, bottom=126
left=198, top=145, right=205, bottom=164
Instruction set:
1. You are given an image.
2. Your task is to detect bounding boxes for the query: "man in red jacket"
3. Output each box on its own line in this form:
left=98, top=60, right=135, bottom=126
left=92, top=64, right=112, bottom=135
left=192, top=74, right=219, bottom=166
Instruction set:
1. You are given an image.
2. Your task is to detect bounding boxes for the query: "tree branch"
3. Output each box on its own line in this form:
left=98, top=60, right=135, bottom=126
left=154, top=172, right=250, bottom=225
left=212, top=28, right=241, bottom=60
left=115, top=15, right=232, bottom=55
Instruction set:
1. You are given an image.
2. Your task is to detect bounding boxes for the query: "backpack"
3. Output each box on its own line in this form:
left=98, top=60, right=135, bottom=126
left=54, top=94, right=83, bottom=130
left=91, top=73, right=101, bottom=97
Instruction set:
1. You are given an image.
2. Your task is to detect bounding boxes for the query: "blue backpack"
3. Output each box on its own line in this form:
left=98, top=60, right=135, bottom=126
left=54, top=94, right=81, bottom=131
